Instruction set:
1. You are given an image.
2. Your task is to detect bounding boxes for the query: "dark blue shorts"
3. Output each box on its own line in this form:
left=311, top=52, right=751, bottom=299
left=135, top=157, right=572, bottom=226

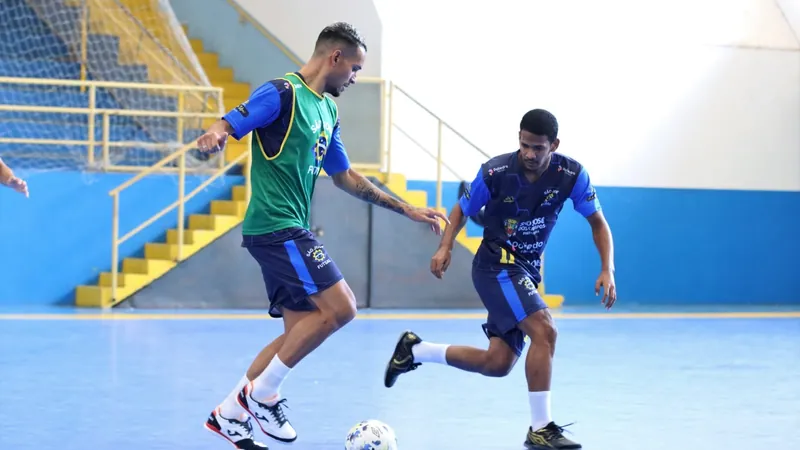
left=472, top=264, right=548, bottom=356
left=242, top=227, right=344, bottom=318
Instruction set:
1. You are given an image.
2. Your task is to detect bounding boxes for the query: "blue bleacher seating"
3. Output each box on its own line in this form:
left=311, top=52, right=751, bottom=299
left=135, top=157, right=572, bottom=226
left=0, top=0, right=205, bottom=166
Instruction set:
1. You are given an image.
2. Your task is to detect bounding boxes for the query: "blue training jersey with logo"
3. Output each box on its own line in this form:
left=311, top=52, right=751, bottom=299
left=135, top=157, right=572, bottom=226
left=459, top=151, right=601, bottom=284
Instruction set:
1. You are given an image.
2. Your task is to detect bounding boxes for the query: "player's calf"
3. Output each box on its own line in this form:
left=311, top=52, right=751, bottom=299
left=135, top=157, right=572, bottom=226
left=443, top=335, right=518, bottom=377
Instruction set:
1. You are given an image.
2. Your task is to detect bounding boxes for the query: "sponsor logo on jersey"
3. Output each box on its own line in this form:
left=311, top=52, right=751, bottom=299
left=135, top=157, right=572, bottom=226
left=557, top=166, right=576, bottom=176
left=488, top=165, right=508, bottom=176
left=235, top=102, right=249, bottom=117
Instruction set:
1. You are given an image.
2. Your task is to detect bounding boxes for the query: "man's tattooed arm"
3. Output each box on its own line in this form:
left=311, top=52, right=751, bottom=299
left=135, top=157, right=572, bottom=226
left=332, top=168, right=409, bottom=216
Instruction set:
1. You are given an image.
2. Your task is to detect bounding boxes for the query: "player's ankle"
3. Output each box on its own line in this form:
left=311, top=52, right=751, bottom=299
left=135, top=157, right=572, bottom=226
left=411, top=341, right=449, bottom=364
left=250, top=355, right=292, bottom=401
left=528, top=391, right=552, bottom=431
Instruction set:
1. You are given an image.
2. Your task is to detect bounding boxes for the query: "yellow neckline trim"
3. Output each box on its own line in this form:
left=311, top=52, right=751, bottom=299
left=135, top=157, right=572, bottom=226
left=287, top=72, right=324, bottom=100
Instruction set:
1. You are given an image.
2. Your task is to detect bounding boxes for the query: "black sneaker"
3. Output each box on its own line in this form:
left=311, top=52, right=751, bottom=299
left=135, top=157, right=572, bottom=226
left=204, top=407, right=269, bottom=449
left=383, top=330, right=422, bottom=388
left=524, top=422, right=581, bottom=449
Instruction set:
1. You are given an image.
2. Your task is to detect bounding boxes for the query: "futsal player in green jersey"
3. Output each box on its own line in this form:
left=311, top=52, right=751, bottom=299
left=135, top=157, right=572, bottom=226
left=196, top=22, right=449, bottom=449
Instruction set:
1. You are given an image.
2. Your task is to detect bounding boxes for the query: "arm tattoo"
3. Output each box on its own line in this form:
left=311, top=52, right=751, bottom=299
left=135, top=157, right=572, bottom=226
left=355, top=178, right=407, bottom=215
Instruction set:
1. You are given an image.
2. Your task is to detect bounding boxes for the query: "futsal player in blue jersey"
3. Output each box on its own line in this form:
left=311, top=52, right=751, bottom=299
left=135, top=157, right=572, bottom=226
left=384, top=109, right=617, bottom=449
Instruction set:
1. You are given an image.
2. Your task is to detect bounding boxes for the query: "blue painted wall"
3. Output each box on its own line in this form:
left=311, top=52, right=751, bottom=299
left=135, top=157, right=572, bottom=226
left=0, top=172, right=244, bottom=306
left=406, top=180, right=800, bottom=305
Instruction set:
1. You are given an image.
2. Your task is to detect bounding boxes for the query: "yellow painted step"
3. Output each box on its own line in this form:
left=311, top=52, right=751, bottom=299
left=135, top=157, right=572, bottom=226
left=189, top=214, right=240, bottom=231
left=457, top=235, right=482, bottom=254
left=224, top=96, right=248, bottom=110
left=98, top=272, right=148, bottom=288
left=225, top=140, right=249, bottom=163
left=75, top=258, right=175, bottom=307
left=232, top=185, right=247, bottom=202
left=198, top=53, right=220, bottom=68
left=211, top=200, right=246, bottom=217
left=206, top=67, right=236, bottom=83
left=402, top=190, right=427, bottom=208
left=144, top=243, right=181, bottom=260
left=189, top=38, right=203, bottom=53
left=218, top=82, right=251, bottom=98
left=384, top=173, right=408, bottom=194
left=122, top=258, right=176, bottom=275
left=166, top=228, right=216, bottom=245
left=542, top=294, right=565, bottom=308
left=75, top=285, right=110, bottom=307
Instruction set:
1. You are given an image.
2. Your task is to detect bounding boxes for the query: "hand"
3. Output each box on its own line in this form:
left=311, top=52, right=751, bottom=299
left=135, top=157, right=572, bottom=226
left=4, top=176, right=28, bottom=197
left=430, top=246, right=452, bottom=279
left=404, top=206, right=451, bottom=235
left=595, top=269, right=617, bottom=309
left=197, top=131, right=228, bottom=153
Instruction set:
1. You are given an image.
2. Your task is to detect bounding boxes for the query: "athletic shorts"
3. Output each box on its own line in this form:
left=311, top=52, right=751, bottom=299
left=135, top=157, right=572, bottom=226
left=472, top=264, right=548, bottom=356
left=242, top=227, right=343, bottom=318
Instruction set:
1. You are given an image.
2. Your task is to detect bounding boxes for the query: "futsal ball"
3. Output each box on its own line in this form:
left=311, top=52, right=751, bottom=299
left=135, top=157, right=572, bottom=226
left=344, top=419, right=398, bottom=450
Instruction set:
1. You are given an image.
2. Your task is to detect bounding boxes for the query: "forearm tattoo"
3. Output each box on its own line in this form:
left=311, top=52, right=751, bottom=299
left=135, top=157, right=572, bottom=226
left=355, top=179, right=407, bottom=215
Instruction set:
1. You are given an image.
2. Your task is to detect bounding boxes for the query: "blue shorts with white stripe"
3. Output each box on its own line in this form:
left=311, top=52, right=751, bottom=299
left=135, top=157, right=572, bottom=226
left=471, top=264, right=548, bottom=356
left=242, top=227, right=343, bottom=318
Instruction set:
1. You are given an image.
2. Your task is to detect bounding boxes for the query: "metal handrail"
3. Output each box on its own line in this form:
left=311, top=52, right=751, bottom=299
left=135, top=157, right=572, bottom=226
left=108, top=134, right=252, bottom=302
left=0, top=76, right=223, bottom=171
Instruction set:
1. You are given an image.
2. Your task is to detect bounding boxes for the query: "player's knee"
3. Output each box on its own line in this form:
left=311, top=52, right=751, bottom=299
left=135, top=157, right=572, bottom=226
left=333, top=296, right=357, bottom=328
left=533, top=310, right=558, bottom=347
left=482, top=357, right=515, bottom=377
left=315, top=282, right=357, bottom=331
left=481, top=342, right=517, bottom=377
left=522, top=309, right=558, bottom=349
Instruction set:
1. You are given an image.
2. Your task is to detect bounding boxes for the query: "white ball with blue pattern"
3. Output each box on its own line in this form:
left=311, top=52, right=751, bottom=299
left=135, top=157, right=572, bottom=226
left=344, top=419, right=398, bottom=450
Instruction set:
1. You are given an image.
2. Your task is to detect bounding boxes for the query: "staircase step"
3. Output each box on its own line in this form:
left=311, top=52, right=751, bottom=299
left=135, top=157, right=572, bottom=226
left=218, top=82, right=251, bottom=98
left=189, top=213, right=240, bottom=231
left=144, top=242, right=179, bottom=261
left=122, top=257, right=175, bottom=275
left=457, top=235, right=482, bottom=253
left=198, top=52, right=220, bottom=68
left=206, top=67, right=235, bottom=83
left=75, top=285, right=111, bottom=307
left=211, top=200, right=246, bottom=217
left=384, top=174, right=408, bottom=194
left=402, top=190, right=427, bottom=207
left=224, top=96, right=248, bottom=110
left=542, top=294, right=565, bottom=308
left=189, top=38, right=203, bottom=53
left=232, top=185, right=247, bottom=201
left=98, top=272, right=148, bottom=288
left=166, top=228, right=215, bottom=245
left=225, top=140, right=249, bottom=163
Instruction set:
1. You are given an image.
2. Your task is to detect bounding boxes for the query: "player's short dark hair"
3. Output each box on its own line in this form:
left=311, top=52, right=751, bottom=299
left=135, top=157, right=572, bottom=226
left=315, top=22, right=367, bottom=53
left=520, top=109, right=558, bottom=142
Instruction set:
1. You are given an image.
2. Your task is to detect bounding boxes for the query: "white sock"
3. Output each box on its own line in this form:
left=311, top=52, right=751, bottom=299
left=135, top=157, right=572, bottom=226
left=411, top=342, right=449, bottom=364
left=529, top=391, right=552, bottom=431
left=219, top=375, right=249, bottom=419
left=250, top=355, right=292, bottom=404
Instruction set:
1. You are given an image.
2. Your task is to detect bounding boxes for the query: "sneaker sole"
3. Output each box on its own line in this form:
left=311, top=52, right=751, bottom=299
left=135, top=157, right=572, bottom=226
left=236, top=393, right=298, bottom=444
left=524, top=442, right=582, bottom=450
left=383, top=330, right=412, bottom=388
left=204, top=421, right=247, bottom=449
